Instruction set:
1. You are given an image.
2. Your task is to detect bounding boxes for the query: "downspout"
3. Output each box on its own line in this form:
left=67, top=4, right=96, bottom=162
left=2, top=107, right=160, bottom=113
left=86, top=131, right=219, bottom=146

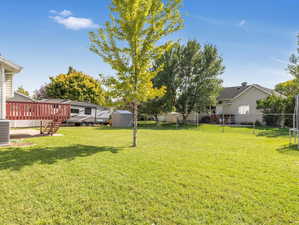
left=94, top=107, right=97, bottom=124
left=0, top=65, right=6, bottom=119
left=0, top=64, right=10, bottom=145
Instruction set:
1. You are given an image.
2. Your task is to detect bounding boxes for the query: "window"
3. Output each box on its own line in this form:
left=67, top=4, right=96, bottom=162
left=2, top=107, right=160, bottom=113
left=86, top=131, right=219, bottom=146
left=71, top=108, right=79, bottom=114
left=238, top=105, right=250, bottom=115
left=85, top=107, right=92, bottom=115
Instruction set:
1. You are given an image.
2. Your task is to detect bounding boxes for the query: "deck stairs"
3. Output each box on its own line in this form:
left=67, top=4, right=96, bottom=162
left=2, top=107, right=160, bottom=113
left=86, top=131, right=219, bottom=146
left=41, top=119, right=64, bottom=136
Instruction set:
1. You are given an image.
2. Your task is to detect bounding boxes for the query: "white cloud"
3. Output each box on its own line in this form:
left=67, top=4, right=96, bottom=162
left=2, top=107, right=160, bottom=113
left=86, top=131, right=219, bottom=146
left=49, top=10, right=57, bottom=14
left=49, top=10, right=98, bottom=30
left=238, top=20, right=246, bottom=27
left=50, top=9, right=72, bottom=17
left=50, top=16, right=98, bottom=30
left=59, top=10, right=72, bottom=17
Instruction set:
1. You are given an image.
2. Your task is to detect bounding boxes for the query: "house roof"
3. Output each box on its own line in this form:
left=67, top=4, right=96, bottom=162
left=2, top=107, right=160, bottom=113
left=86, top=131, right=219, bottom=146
left=38, top=98, right=104, bottom=108
left=38, top=99, right=70, bottom=104
left=0, top=56, right=22, bottom=73
left=217, top=84, right=284, bottom=101
left=68, top=101, right=101, bottom=108
left=217, top=85, right=249, bottom=100
left=7, top=92, right=35, bottom=102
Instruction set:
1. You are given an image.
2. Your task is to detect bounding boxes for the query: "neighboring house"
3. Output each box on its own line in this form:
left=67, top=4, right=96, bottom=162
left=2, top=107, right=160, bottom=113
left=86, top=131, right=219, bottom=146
left=39, top=99, right=111, bottom=125
left=216, top=82, right=284, bottom=124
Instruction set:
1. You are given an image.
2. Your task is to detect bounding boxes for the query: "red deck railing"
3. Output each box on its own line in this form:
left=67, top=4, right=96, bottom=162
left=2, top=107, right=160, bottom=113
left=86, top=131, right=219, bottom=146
left=6, top=101, right=71, bottom=121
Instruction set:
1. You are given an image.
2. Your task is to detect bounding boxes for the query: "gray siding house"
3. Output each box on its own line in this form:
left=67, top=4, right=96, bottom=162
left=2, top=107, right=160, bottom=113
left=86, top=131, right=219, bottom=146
left=216, top=83, right=283, bottom=124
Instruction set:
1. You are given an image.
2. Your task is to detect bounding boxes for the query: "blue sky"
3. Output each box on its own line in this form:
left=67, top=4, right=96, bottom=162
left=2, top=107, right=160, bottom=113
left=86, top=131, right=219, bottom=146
left=0, top=0, right=298, bottom=93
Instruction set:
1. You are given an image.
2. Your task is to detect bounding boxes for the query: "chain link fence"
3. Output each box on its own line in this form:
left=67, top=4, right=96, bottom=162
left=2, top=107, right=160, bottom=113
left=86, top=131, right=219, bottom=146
left=138, top=112, right=294, bottom=135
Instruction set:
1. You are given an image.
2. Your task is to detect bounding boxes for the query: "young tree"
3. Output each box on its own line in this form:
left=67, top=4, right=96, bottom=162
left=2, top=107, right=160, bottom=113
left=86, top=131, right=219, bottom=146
left=175, top=41, right=224, bottom=122
left=89, top=0, right=183, bottom=147
left=288, top=34, right=299, bottom=78
left=16, top=86, right=30, bottom=96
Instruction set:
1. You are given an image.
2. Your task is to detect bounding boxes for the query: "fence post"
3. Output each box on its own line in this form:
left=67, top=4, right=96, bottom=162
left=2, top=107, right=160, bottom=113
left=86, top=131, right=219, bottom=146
left=40, top=121, right=43, bottom=135
left=222, top=113, right=224, bottom=133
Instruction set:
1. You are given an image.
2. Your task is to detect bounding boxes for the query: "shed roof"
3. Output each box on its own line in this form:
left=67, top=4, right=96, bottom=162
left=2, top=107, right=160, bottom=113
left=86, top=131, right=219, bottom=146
left=113, top=110, right=132, bottom=114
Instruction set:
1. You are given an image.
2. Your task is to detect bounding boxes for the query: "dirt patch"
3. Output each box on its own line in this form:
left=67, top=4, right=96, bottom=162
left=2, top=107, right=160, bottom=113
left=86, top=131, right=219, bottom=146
left=10, top=129, right=41, bottom=139
left=10, top=129, right=64, bottom=139
left=0, top=141, right=35, bottom=148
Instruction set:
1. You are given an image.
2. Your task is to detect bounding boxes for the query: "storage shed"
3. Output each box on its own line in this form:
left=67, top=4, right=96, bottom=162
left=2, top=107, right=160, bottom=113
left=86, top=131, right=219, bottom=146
left=112, top=110, right=133, bottom=128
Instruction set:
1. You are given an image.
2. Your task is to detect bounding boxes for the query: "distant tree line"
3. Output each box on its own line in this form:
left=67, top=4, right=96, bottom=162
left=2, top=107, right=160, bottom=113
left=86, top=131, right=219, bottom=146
left=16, top=86, right=30, bottom=96
left=140, top=40, right=225, bottom=123
left=33, top=67, right=107, bottom=105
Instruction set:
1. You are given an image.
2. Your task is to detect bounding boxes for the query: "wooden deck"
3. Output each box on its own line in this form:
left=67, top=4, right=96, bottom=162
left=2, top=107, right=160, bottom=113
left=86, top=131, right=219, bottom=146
left=6, top=101, right=71, bottom=121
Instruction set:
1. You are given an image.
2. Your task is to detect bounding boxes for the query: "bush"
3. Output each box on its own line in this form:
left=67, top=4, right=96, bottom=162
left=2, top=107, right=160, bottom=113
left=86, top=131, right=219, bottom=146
left=255, top=120, right=263, bottom=127
left=257, top=95, right=295, bottom=127
left=200, top=116, right=211, bottom=123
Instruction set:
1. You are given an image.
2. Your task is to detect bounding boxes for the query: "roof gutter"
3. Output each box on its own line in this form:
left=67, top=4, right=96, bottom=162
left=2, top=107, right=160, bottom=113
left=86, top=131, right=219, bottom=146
left=0, top=56, right=23, bottom=73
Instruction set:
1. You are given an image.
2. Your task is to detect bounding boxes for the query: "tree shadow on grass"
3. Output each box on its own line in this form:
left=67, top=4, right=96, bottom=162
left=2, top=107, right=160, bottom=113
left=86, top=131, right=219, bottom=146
left=139, top=123, right=198, bottom=130
left=277, top=144, right=299, bottom=155
left=97, top=123, right=199, bottom=131
left=255, top=127, right=289, bottom=138
left=0, top=145, right=122, bottom=171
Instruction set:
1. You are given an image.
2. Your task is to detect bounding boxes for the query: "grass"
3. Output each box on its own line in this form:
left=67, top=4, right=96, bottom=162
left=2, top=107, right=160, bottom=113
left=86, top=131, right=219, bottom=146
left=0, top=124, right=298, bottom=225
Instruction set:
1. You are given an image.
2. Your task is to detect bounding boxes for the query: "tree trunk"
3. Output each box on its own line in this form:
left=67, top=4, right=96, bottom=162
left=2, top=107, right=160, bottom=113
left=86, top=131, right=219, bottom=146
left=182, top=114, right=187, bottom=124
left=132, top=102, right=138, bottom=147
left=281, top=108, right=286, bottom=128
left=154, top=114, right=160, bottom=126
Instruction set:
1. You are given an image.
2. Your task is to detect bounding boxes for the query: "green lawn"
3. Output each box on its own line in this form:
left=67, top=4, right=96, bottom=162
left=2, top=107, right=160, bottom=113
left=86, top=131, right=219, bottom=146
left=0, top=124, right=298, bottom=225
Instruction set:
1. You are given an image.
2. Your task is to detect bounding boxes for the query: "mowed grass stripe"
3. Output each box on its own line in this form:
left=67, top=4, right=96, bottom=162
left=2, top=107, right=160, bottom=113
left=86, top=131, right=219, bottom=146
left=0, top=125, right=298, bottom=225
